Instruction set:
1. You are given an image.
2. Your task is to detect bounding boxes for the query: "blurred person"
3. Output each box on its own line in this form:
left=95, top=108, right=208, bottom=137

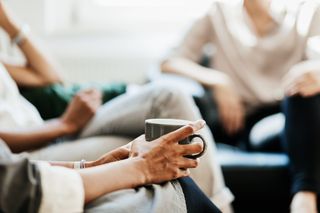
left=161, top=0, right=320, bottom=146
left=281, top=60, right=320, bottom=213
left=0, top=121, right=222, bottom=213
left=0, top=1, right=126, bottom=120
left=0, top=64, right=233, bottom=211
left=0, top=1, right=234, bottom=211
left=162, top=0, right=320, bottom=212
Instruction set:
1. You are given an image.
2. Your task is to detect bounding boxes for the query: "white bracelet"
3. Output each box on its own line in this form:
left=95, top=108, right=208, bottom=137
left=73, top=161, right=81, bottom=170
left=12, top=25, right=30, bottom=46
left=73, top=159, right=86, bottom=169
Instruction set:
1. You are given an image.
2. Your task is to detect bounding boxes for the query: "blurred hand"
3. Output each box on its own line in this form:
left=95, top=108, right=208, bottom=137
left=213, top=75, right=245, bottom=136
left=283, top=69, right=320, bottom=97
left=130, top=120, right=205, bottom=185
left=61, top=88, right=102, bottom=134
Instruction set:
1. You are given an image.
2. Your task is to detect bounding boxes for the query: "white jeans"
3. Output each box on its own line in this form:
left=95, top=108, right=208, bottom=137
left=29, top=84, right=234, bottom=210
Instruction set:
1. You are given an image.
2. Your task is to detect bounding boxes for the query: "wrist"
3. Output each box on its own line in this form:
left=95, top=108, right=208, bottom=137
left=130, top=157, right=149, bottom=187
left=206, top=71, right=230, bottom=89
left=214, top=71, right=231, bottom=87
left=58, top=118, right=78, bottom=135
left=85, top=161, right=96, bottom=168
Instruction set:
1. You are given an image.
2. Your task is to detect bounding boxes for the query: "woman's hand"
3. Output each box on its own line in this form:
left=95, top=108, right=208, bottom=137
left=213, top=75, right=245, bottom=136
left=283, top=69, right=320, bottom=97
left=130, top=120, right=205, bottom=185
left=61, top=89, right=102, bottom=134
left=78, top=120, right=205, bottom=203
left=87, top=144, right=131, bottom=167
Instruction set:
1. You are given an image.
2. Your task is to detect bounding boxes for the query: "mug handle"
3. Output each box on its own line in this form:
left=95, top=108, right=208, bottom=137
left=186, top=134, right=207, bottom=159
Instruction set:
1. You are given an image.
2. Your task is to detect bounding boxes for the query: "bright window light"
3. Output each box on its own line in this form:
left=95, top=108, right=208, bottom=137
left=92, top=0, right=213, bottom=7
left=45, top=0, right=215, bottom=34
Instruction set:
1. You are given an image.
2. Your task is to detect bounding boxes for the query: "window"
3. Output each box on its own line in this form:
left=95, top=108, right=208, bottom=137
left=71, top=0, right=214, bottom=33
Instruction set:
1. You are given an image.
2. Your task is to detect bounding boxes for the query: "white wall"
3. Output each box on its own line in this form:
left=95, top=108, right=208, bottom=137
left=6, top=0, right=165, bottom=83
left=7, top=0, right=46, bottom=34
left=6, top=0, right=204, bottom=84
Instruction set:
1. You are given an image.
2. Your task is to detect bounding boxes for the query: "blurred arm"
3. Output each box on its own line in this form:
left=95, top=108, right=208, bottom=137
left=161, top=14, right=227, bottom=88
left=0, top=118, right=72, bottom=153
left=0, top=2, right=62, bottom=87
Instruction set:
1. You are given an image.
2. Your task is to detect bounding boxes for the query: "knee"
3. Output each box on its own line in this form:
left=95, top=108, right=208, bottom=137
left=283, top=95, right=320, bottom=111
left=283, top=95, right=320, bottom=120
left=151, top=84, right=192, bottom=106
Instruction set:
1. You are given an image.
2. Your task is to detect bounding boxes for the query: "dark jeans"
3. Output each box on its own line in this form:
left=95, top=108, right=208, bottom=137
left=179, top=177, right=221, bottom=213
left=283, top=95, right=320, bottom=194
left=197, top=90, right=281, bottom=148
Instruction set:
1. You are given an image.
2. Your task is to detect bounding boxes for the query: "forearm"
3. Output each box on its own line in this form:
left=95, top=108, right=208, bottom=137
left=47, top=161, right=75, bottom=169
left=47, top=160, right=95, bottom=169
left=161, top=57, right=227, bottom=88
left=3, top=20, right=62, bottom=86
left=78, top=157, right=146, bottom=203
left=0, top=119, right=71, bottom=153
left=3, top=64, right=53, bottom=87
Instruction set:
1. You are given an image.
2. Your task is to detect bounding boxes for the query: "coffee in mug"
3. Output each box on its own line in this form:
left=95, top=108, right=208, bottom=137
left=145, top=118, right=207, bottom=159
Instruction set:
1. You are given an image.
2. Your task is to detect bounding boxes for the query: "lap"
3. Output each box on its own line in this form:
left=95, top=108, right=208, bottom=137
left=85, top=177, right=221, bottom=213
left=178, top=177, right=222, bottom=213
left=85, top=179, right=186, bottom=213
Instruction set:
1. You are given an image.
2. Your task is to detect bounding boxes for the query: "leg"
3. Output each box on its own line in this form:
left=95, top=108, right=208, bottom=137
left=85, top=177, right=221, bottom=213
left=85, top=179, right=187, bottom=213
left=80, top=83, right=209, bottom=138
left=29, top=136, right=131, bottom=161
left=80, top=83, right=234, bottom=210
left=282, top=95, right=320, bottom=213
left=178, top=177, right=222, bottom=213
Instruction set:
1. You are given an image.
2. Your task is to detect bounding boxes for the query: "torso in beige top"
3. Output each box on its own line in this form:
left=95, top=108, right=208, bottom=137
left=174, top=0, right=320, bottom=109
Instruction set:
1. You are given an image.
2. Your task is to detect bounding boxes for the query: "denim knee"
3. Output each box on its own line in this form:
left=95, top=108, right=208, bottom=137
left=283, top=95, right=320, bottom=112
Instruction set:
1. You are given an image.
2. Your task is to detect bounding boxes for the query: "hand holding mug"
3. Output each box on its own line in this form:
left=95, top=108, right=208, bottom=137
left=129, top=120, right=206, bottom=184
left=145, top=118, right=207, bottom=159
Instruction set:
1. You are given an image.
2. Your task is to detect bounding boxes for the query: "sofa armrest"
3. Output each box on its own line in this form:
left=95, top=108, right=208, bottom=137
left=217, top=144, right=291, bottom=212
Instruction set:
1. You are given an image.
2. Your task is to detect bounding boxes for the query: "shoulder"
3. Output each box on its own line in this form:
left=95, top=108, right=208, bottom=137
left=206, top=0, right=242, bottom=17
left=281, top=0, right=320, bottom=13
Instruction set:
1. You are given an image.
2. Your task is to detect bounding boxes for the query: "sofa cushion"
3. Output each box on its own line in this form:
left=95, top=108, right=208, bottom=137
left=217, top=144, right=291, bottom=213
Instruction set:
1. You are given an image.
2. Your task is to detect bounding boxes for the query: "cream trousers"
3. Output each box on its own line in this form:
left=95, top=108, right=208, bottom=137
left=29, top=84, right=234, bottom=210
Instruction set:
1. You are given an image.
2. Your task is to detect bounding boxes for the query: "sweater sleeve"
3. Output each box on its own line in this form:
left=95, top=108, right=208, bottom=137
left=36, top=162, right=84, bottom=213
left=0, top=141, right=84, bottom=213
left=168, top=12, right=215, bottom=63
left=306, top=4, right=320, bottom=59
left=0, top=155, right=42, bottom=212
